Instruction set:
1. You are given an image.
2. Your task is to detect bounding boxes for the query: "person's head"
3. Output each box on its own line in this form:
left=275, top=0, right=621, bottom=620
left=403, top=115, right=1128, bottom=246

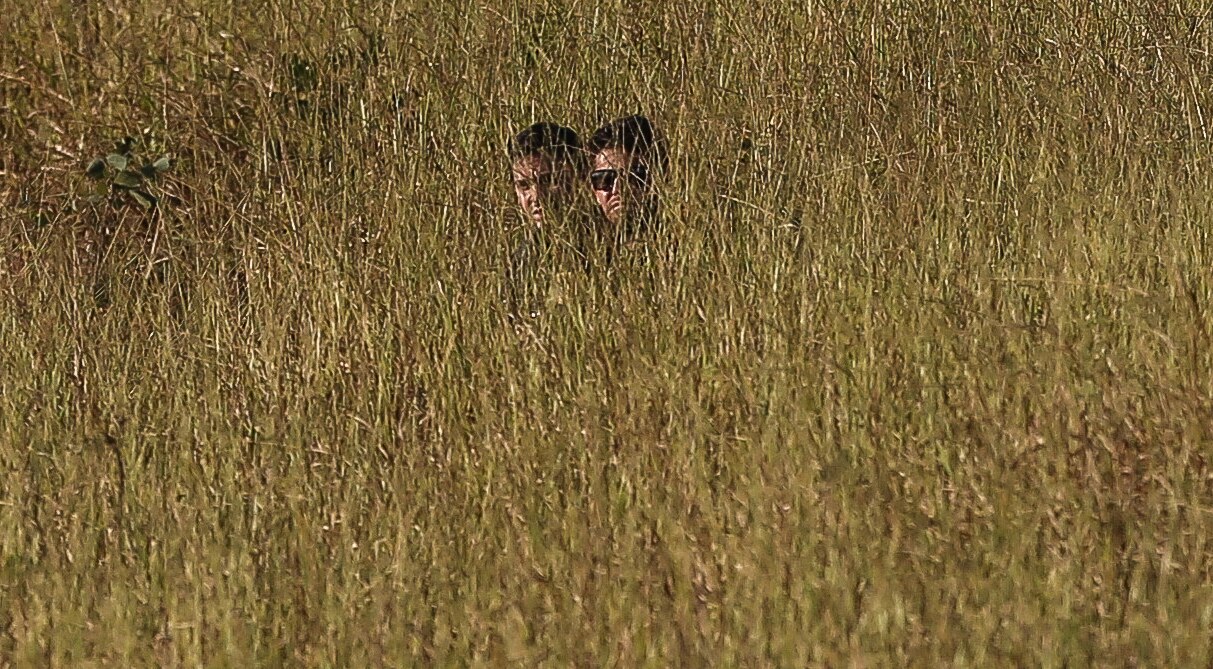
left=510, top=122, right=585, bottom=225
left=587, top=115, right=667, bottom=227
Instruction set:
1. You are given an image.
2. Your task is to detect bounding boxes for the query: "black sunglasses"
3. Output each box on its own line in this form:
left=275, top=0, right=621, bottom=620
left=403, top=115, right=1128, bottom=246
left=589, top=164, right=650, bottom=192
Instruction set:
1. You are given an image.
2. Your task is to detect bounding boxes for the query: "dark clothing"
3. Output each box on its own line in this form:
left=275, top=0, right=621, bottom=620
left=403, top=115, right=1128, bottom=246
left=503, top=205, right=665, bottom=319
left=585, top=203, right=661, bottom=270
left=505, top=224, right=549, bottom=317
left=504, top=211, right=595, bottom=317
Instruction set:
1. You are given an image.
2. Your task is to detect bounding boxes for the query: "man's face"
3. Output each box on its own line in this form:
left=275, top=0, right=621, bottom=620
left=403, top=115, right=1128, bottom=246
left=512, top=153, right=575, bottom=225
left=589, top=148, right=651, bottom=226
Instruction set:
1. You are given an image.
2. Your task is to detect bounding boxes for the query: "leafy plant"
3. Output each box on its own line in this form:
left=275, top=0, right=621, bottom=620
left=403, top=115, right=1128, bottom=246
left=83, top=136, right=172, bottom=211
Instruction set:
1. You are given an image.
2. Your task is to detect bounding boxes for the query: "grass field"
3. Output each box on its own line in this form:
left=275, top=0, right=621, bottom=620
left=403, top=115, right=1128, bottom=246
left=3, top=0, right=1213, bottom=665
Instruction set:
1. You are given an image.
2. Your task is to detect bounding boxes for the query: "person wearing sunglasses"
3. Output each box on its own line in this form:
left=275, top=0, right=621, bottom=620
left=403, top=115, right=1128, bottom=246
left=586, top=114, right=668, bottom=234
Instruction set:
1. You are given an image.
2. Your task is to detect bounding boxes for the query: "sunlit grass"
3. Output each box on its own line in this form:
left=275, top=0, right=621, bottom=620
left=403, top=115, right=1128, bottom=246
left=2, top=0, right=1213, bottom=665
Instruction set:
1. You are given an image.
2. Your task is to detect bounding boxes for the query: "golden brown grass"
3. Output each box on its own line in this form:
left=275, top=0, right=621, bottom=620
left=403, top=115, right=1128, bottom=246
left=3, top=0, right=1213, bottom=666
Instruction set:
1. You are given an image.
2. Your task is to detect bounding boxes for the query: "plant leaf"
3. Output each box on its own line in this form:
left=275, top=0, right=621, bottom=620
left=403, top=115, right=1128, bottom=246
left=112, top=170, right=143, bottom=189
left=130, top=190, right=158, bottom=209
left=106, top=154, right=129, bottom=171
left=140, top=155, right=171, bottom=178
left=85, top=159, right=107, bottom=179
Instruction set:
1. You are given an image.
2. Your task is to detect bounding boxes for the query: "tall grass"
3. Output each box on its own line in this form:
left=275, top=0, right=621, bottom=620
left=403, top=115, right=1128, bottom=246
left=3, top=0, right=1213, bottom=665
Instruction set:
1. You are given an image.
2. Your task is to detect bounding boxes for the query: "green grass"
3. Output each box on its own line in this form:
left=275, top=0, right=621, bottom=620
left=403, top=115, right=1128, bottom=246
left=3, top=0, right=1213, bottom=665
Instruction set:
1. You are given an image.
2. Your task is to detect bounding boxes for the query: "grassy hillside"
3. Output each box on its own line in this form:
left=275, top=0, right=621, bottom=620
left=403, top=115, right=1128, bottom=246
left=3, top=1, right=1213, bottom=665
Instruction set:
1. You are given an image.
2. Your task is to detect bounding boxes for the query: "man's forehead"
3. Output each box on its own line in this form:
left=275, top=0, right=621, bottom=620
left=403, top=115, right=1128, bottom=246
left=513, top=153, right=577, bottom=177
left=593, top=147, right=635, bottom=169
left=512, top=153, right=552, bottom=174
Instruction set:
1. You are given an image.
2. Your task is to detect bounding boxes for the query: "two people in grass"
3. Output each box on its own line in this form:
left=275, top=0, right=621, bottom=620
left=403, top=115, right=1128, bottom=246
left=509, top=114, right=666, bottom=240
left=506, top=115, right=667, bottom=315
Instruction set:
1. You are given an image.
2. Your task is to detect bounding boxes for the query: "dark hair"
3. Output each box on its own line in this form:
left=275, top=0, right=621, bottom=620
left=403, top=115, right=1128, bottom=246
left=587, top=114, right=668, bottom=171
left=510, top=122, right=585, bottom=170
